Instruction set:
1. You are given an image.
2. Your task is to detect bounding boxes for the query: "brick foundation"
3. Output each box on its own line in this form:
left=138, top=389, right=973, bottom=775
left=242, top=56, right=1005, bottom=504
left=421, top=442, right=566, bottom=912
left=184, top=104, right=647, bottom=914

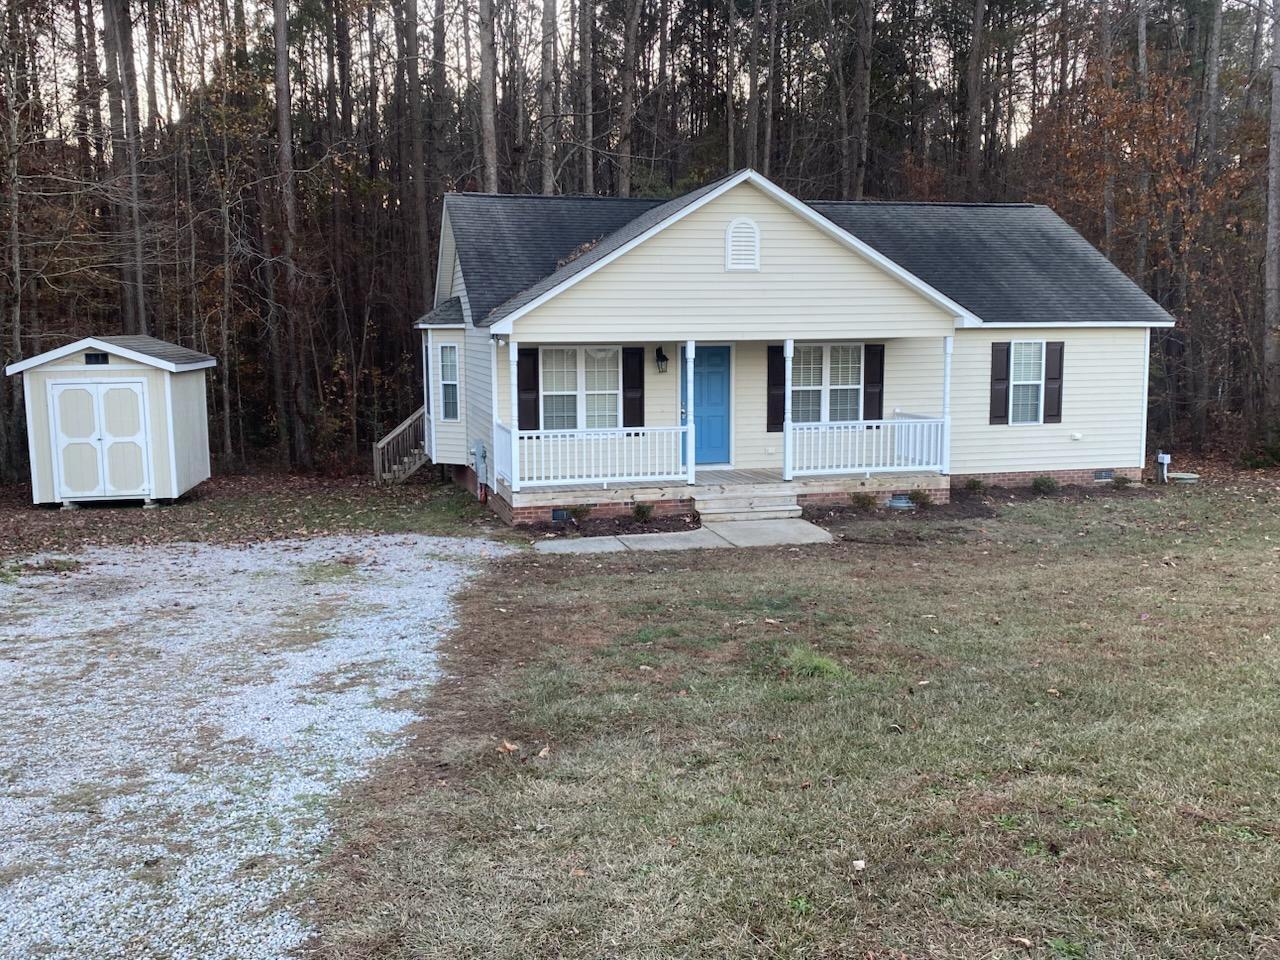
left=949, top=466, right=1142, bottom=489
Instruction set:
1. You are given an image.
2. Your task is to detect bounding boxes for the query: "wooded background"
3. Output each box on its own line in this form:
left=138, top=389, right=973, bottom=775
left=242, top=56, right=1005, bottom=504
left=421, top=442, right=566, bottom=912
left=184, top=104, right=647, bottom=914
left=3, top=0, right=1279, bottom=477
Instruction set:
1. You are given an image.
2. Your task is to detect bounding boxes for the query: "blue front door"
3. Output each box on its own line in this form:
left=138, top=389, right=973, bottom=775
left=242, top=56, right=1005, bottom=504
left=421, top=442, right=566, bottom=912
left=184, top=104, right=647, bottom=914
left=681, top=346, right=731, bottom=464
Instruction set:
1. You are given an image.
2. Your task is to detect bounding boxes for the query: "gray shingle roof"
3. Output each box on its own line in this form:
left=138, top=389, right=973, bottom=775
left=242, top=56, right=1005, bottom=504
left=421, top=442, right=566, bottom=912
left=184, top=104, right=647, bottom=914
left=445, top=193, right=664, bottom=326
left=99, top=335, right=215, bottom=367
left=416, top=296, right=465, bottom=326
left=808, top=201, right=1174, bottom=326
left=444, top=182, right=1175, bottom=330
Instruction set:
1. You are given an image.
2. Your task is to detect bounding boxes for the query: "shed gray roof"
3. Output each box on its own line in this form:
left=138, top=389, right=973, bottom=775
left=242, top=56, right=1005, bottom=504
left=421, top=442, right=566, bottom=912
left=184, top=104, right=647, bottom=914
left=415, top=296, right=465, bottom=326
left=443, top=180, right=1175, bottom=329
left=98, top=335, right=216, bottom=366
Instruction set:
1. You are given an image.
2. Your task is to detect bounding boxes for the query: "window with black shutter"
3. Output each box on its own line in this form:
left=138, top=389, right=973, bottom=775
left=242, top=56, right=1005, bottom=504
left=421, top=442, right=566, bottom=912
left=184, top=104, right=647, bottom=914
left=989, top=342, right=1011, bottom=425
left=517, top=348, right=539, bottom=429
left=621, top=347, right=645, bottom=427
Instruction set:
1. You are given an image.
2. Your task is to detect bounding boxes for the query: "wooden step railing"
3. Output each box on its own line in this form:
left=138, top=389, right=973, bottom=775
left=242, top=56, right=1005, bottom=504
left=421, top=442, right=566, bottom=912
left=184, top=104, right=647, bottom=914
left=373, top=406, right=428, bottom=484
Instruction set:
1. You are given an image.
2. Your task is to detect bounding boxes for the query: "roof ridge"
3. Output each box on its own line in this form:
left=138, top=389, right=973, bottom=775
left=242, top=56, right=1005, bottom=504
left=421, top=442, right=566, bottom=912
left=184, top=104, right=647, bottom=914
left=446, top=192, right=663, bottom=202
left=810, top=199, right=1040, bottom=208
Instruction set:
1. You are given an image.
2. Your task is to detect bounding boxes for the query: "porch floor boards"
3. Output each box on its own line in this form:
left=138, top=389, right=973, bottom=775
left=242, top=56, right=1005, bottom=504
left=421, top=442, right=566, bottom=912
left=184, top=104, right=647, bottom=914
left=500, top=468, right=949, bottom=508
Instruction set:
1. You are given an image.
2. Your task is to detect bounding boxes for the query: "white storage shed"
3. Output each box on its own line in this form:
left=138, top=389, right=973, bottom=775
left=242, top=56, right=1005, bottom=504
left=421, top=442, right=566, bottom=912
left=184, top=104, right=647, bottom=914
left=5, top=335, right=217, bottom=506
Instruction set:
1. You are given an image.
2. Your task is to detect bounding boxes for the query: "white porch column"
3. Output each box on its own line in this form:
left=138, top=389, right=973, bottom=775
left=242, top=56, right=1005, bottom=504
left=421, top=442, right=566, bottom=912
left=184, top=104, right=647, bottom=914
left=941, top=335, right=953, bottom=475
left=426, top=330, right=438, bottom=463
left=508, top=339, right=521, bottom=492
left=782, top=338, right=794, bottom=481
left=684, top=340, right=696, bottom=485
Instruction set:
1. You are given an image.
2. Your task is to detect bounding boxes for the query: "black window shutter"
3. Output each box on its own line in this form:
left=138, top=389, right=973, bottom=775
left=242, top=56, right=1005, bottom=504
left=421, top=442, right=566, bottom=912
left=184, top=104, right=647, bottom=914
left=990, top=342, right=1011, bottom=425
left=767, top=345, right=784, bottom=432
left=863, top=344, right=885, bottom=420
left=517, top=348, right=540, bottom=430
left=1044, top=341, right=1064, bottom=423
left=622, top=347, right=645, bottom=427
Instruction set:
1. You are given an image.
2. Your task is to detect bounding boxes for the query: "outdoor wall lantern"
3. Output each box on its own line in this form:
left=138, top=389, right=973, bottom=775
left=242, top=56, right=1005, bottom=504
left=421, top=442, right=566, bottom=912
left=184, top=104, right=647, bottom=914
left=655, top=346, right=669, bottom=373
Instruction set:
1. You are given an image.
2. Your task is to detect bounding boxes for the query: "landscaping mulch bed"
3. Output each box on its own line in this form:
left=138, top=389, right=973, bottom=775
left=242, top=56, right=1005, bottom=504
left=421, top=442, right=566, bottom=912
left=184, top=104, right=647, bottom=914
left=524, top=511, right=701, bottom=539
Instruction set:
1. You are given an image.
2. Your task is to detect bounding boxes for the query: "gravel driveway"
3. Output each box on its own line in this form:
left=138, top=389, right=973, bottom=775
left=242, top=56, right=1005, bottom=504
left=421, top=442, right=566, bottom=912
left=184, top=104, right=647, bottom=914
left=0, top=534, right=512, bottom=960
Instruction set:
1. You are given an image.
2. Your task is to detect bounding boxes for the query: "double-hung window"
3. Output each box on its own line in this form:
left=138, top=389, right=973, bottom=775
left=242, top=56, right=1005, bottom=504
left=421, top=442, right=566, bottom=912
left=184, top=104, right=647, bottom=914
left=791, top=344, right=863, bottom=423
left=540, top=346, right=622, bottom=430
left=439, top=344, right=460, bottom=421
left=1009, top=341, right=1045, bottom=425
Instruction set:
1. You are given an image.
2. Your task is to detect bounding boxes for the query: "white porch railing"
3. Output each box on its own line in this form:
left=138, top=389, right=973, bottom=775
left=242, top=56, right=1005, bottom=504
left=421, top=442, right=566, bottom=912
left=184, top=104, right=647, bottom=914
left=493, top=421, right=513, bottom=484
left=501, top=424, right=689, bottom=487
left=789, top=416, right=947, bottom=476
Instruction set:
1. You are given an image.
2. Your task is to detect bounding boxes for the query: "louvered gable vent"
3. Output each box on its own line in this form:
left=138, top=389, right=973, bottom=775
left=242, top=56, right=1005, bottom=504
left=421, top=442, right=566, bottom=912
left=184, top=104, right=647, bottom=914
left=725, top=218, right=760, bottom=271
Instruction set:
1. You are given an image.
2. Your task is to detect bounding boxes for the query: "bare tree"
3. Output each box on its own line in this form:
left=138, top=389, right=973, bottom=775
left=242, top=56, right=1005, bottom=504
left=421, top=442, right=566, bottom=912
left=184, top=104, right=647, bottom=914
left=1266, top=0, right=1280, bottom=443
left=965, top=0, right=986, bottom=198
left=402, top=0, right=433, bottom=309
left=617, top=0, right=641, bottom=195
left=539, top=0, right=556, bottom=194
left=579, top=0, right=594, bottom=193
left=478, top=0, right=499, bottom=192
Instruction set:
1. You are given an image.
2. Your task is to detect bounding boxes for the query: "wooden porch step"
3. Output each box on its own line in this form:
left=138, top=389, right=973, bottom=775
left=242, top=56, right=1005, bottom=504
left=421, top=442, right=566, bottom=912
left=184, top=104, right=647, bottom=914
left=694, top=492, right=802, bottom=521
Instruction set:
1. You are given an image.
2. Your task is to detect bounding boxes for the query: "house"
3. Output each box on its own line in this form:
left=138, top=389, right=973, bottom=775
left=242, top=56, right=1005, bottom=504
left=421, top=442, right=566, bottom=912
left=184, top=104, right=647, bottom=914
left=377, top=169, right=1174, bottom=525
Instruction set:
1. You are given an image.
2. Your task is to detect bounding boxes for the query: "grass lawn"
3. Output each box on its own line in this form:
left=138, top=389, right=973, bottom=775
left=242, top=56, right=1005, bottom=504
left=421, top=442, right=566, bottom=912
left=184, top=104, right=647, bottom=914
left=313, top=480, right=1280, bottom=959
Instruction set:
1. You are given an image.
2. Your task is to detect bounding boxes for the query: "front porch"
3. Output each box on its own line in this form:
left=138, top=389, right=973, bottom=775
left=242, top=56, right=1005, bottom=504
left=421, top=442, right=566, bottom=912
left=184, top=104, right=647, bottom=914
left=489, top=336, right=954, bottom=520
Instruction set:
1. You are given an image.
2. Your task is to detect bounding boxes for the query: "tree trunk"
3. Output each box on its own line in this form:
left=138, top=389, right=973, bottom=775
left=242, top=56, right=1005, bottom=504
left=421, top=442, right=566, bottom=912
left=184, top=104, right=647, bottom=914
left=1135, top=0, right=1149, bottom=285
left=579, top=0, right=594, bottom=193
left=539, top=0, right=556, bottom=194
left=1265, top=0, right=1280, bottom=445
left=617, top=0, right=641, bottom=195
left=965, top=0, right=986, bottom=198
left=851, top=0, right=872, bottom=198
left=274, top=0, right=311, bottom=467
left=746, top=0, right=761, bottom=169
left=102, top=0, right=148, bottom=334
left=724, top=0, right=735, bottom=172
left=762, top=0, right=779, bottom=177
left=1100, top=0, right=1115, bottom=258
left=402, top=0, right=433, bottom=309
left=478, top=0, right=499, bottom=192
left=1201, top=0, right=1223, bottom=172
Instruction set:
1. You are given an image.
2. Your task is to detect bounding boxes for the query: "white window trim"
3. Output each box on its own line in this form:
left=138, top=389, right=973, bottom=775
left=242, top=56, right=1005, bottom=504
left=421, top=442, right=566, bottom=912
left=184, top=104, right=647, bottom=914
left=538, top=346, right=623, bottom=431
left=724, top=217, right=761, bottom=272
left=1008, top=339, right=1046, bottom=426
left=791, top=342, right=865, bottom=423
left=439, top=344, right=460, bottom=422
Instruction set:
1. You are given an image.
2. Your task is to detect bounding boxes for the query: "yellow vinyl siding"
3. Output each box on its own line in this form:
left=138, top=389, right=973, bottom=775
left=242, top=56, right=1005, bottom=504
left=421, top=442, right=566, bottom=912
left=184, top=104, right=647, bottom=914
left=431, top=329, right=468, bottom=465
left=22, top=363, right=176, bottom=502
left=169, top=370, right=211, bottom=494
left=510, top=182, right=955, bottom=342
left=949, top=327, right=1147, bottom=474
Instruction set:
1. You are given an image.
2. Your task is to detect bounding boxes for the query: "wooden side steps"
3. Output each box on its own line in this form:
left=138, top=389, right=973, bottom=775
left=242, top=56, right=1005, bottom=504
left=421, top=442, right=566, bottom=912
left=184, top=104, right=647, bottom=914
left=693, top=491, right=802, bottom=522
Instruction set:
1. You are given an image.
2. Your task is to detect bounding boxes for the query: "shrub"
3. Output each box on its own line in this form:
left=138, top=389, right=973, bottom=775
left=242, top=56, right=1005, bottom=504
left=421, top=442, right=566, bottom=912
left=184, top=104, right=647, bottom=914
left=783, top=644, right=845, bottom=679
left=568, top=504, right=592, bottom=524
left=907, top=488, right=933, bottom=509
left=849, top=492, right=879, bottom=512
left=1030, top=475, right=1059, bottom=496
left=632, top=502, right=654, bottom=522
left=1112, top=474, right=1133, bottom=489
left=964, top=477, right=985, bottom=493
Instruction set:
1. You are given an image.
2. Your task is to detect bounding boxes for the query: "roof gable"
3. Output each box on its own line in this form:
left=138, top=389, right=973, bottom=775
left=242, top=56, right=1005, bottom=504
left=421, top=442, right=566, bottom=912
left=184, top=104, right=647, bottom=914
left=482, top=171, right=979, bottom=331
left=5, top=336, right=217, bottom=376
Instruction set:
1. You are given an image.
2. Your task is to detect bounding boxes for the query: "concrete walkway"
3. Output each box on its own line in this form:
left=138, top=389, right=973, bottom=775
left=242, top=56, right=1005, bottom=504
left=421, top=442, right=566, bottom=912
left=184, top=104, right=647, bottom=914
left=533, top=518, right=832, bottom=554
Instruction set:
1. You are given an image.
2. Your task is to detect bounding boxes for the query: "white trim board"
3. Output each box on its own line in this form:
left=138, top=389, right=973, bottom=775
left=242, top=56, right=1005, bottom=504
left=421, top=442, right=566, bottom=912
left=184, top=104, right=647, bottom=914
left=6, top=337, right=217, bottom=376
left=488, top=170, right=986, bottom=335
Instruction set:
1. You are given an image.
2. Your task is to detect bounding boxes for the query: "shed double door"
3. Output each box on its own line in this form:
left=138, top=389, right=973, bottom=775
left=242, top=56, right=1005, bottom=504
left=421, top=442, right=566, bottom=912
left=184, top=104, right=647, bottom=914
left=49, top=381, right=152, bottom=500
